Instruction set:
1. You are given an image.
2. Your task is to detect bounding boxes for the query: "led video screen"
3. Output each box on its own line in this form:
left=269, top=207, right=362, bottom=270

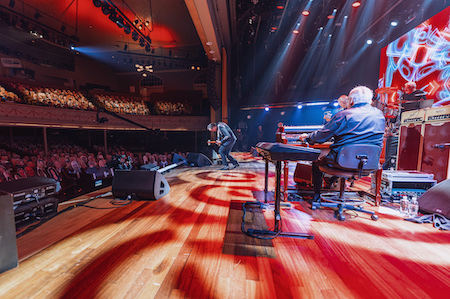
left=379, top=6, right=450, bottom=104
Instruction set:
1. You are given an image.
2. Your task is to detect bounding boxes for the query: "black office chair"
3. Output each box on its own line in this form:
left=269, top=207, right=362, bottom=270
left=311, top=144, right=381, bottom=221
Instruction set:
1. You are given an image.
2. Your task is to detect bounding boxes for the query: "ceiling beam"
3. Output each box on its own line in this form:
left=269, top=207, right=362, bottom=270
left=184, top=0, right=221, bottom=63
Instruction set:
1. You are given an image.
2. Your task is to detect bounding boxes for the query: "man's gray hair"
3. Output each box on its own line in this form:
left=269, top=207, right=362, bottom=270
left=348, top=86, right=373, bottom=105
left=207, top=123, right=216, bottom=131
left=405, top=81, right=417, bottom=89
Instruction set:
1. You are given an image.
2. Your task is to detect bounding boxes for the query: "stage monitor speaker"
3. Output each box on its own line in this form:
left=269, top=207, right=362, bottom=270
left=112, top=170, right=170, bottom=200
left=0, top=192, right=18, bottom=273
left=418, top=179, right=450, bottom=218
left=187, top=153, right=212, bottom=167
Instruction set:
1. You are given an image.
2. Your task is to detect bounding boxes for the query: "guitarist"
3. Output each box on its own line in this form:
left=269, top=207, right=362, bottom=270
left=207, top=122, right=240, bottom=170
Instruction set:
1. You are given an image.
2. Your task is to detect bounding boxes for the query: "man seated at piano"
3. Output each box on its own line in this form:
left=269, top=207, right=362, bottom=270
left=299, top=86, right=386, bottom=202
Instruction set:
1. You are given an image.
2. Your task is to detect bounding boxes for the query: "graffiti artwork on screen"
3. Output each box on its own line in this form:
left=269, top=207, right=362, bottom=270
left=379, top=6, right=450, bottom=105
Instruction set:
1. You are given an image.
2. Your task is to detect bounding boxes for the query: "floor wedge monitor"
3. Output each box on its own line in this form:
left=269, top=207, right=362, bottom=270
left=112, top=170, right=170, bottom=200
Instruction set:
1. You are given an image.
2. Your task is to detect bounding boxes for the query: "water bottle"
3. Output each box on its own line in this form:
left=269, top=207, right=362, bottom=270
left=408, top=196, right=419, bottom=218
left=399, top=195, right=409, bottom=217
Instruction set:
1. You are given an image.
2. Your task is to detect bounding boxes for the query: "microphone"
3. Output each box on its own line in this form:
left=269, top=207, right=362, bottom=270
left=432, top=143, right=450, bottom=149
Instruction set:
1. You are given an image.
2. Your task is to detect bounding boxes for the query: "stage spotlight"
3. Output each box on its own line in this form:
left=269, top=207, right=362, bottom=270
left=293, top=29, right=299, bottom=34
left=70, top=45, right=75, bottom=50
left=138, top=24, right=143, bottom=30
left=145, top=44, right=151, bottom=52
left=264, top=107, right=269, bottom=111
left=139, top=37, right=145, bottom=47
left=145, top=20, right=150, bottom=27
left=302, top=10, right=310, bottom=16
left=101, top=3, right=111, bottom=15
left=297, top=104, right=303, bottom=109
left=352, top=1, right=361, bottom=8
left=108, top=10, right=117, bottom=22
left=333, top=102, right=339, bottom=107
left=391, top=21, right=398, bottom=27
left=93, top=0, right=102, bottom=8
left=124, top=25, right=131, bottom=34
left=276, top=6, right=284, bottom=10
left=327, top=15, right=334, bottom=19
left=132, top=31, right=138, bottom=41
left=366, top=39, right=373, bottom=45
left=116, top=16, right=124, bottom=28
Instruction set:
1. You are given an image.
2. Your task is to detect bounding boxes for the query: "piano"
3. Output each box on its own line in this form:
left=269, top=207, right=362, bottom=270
left=276, top=125, right=332, bottom=148
left=249, top=142, right=320, bottom=240
left=256, top=142, right=321, bottom=162
left=275, top=125, right=331, bottom=192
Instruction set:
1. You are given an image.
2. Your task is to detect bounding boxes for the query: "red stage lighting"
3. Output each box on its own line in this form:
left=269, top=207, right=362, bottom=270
left=352, top=1, right=361, bottom=8
left=277, top=5, right=284, bottom=10
left=293, top=29, right=299, bottom=34
left=327, top=15, right=334, bottom=19
left=302, top=10, right=310, bottom=16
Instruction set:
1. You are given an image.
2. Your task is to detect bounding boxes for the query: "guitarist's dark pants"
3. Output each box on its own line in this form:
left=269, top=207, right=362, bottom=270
left=219, top=140, right=238, bottom=167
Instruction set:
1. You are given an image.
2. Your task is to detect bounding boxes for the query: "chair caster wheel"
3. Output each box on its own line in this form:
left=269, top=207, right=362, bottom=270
left=335, top=211, right=345, bottom=221
left=371, top=214, right=379, bottom=221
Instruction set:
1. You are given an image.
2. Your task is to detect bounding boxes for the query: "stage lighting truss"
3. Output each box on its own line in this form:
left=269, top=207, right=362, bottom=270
left=0, top=5, right=79, bottom=49
left=94, top=0, right=152, bottom=49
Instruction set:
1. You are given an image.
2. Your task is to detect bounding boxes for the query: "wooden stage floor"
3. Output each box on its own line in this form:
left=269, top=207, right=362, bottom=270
left=1, top=153, right=449, bottom=298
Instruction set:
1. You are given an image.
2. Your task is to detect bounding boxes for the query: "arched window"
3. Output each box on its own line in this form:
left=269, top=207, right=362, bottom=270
left=141, top=75, right=163, bottom=87
left=194, top=72, right=208, bottom=84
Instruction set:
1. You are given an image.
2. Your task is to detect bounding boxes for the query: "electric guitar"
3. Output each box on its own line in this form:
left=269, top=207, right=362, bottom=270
left=207, top=140, right=220, bottom=146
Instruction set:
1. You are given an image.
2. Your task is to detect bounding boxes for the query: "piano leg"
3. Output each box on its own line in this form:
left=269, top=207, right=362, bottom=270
left=248, top=160, right=314, bottom=240
left=264, top=160, right=269, bottom=203
left=283, top=161, right=289, bottom=201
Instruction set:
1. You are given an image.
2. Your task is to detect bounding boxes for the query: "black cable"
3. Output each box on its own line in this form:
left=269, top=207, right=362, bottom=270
left=241, top=201, right=282, bottom=240
left=16, top=192, right=131, bottom=238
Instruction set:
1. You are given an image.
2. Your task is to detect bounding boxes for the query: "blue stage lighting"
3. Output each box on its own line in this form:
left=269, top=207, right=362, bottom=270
left=264, top=107, right=269, bottom=111
left=366, top=39, right=373, bottom=45
left=391, top=21, right=398, bottom=27
left=297, top=104, right=303, bottom=109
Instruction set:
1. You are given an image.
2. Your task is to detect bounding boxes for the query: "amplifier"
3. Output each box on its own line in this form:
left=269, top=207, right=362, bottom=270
left=0, top=177, right=61, bottom=206
left=379, top=170, right=437, bottom=200
left=13, top=197, right=59, bottom=225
